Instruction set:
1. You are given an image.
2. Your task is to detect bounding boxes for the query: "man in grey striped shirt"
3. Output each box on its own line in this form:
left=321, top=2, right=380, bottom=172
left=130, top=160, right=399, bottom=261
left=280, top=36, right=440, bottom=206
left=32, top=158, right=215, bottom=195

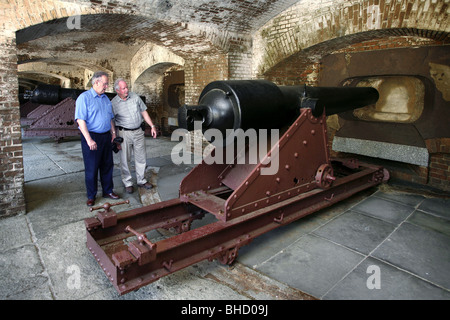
left=112, top=78, right=157, bottom=194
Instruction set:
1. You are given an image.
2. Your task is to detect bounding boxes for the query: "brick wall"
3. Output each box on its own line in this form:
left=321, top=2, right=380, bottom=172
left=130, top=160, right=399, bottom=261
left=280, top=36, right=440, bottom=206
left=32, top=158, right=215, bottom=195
left=426, top=138, right=450, bottom=192
left=185, top=54, right=229, bottom=104
left=0, top=34, right=26, bottom=218
left=183, top=54, right=230, bottom=156
left=228, top=51, right=253, bottom=80
left=184, top=51, right=253, bottom=101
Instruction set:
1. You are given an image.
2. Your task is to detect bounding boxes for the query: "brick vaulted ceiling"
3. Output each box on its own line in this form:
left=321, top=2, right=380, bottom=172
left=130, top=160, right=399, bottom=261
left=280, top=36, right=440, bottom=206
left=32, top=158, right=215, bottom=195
left=16, top=0, right=300, bottom=67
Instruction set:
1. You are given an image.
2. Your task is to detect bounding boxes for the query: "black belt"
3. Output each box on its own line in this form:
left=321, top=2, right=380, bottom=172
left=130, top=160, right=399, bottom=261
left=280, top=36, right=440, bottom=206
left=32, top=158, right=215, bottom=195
left=117, top=126, right=140, bottom=131
left=89, top=131, right=110, bottom=135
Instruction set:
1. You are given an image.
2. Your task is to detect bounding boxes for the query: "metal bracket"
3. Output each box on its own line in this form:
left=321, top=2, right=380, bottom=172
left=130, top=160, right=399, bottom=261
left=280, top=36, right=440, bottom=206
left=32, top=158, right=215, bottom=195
left=216, top=247, right=239, bottom=265
left=274, top=211, right=284, bottom=224
left=87, top=200, right=129, bottom=229
left=124, top=226, right=157, bottom=266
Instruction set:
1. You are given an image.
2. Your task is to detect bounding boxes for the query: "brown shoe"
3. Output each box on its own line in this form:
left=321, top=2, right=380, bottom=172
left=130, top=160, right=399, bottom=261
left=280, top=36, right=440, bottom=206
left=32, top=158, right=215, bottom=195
left=86, top=198, right=95, bottom=206
left=103, top=192, right=119, bottom=199
left=138, top=182, right=153, bottom=190
left=125, top=186, right=134, bottom=194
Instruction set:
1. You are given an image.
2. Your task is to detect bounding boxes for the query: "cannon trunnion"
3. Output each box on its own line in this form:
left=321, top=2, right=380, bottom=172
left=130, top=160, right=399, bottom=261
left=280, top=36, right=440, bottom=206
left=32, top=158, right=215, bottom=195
left=85, top=80, right=388, bottom=295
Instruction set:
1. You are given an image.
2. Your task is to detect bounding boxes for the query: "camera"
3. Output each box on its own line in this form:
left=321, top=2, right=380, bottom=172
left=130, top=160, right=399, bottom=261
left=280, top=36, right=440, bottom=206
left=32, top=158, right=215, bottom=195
left=112, top=136, right=124, bottom=153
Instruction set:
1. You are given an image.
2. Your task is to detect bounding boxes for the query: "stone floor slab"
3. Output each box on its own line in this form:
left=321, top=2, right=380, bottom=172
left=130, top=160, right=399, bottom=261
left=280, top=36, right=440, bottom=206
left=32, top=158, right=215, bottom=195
left=352, top=196, right=416, bottom=225
left=372, top=222, right=450, bottom=290
left=255, top=234, right=365, bottom=298
left=324, top=257, right=450, bottom=300
left=313, top=210, right=396, bottom=255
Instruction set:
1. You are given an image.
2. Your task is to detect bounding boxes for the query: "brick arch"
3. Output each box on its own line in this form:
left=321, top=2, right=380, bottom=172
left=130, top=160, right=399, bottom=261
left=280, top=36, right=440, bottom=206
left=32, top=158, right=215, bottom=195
left=18, top=70, right=71, bottom=87
left=12, top=4, right=223, bottom=61
left=130, top=43, right=185, bottom=88
left=133, top=61, right=183, bottom=99
left=17, top=60, right=114, bottom=90
left=253, top=0, right=450, bottom=77
left=261, top=28, right=449, bottom=86
left=9, top=0, right=101, bottom=31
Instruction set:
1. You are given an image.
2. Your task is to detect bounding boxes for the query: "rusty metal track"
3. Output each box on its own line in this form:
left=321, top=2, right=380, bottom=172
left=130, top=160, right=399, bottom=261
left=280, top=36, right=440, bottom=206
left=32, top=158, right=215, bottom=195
left=86, top=161, right=385, bottom=294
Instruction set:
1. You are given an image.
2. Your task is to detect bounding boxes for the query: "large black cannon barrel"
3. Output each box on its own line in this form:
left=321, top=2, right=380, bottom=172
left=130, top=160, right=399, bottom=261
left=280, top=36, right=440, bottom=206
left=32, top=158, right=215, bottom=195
left=178, top=80, right=378, bottom=136
left=27, top=84, right=145, bottom=104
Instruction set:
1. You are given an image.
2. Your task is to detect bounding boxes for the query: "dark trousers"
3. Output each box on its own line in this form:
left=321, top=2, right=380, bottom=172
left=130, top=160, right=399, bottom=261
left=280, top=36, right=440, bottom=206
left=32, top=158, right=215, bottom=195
left=81, top=131, right=114, bottom=199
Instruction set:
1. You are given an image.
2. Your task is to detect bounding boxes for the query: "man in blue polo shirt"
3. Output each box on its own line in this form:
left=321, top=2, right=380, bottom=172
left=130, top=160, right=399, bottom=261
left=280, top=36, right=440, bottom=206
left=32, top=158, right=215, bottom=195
left=75, top=71, right=119, bottom=206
